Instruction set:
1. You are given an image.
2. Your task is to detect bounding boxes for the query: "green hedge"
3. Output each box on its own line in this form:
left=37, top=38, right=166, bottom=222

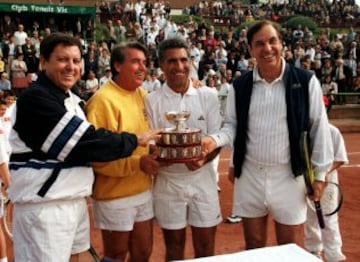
left=284, top=16, right=318, bottom=32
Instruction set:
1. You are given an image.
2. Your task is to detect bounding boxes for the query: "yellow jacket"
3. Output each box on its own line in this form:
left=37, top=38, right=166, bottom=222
left=86, top=80, right=151, bottom=200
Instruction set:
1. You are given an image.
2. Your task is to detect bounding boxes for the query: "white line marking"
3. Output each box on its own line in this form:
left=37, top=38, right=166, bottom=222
left=347, top=152, right=360, bottom=155
left=342, top=164, right=360, bottom=168
left=220, top=158, right=231, bottom=162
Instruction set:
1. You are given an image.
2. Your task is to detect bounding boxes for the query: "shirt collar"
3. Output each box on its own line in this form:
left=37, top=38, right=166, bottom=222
left=163, top=79, right=197, bottom=97
left=253, top=57, right=286, bottom=84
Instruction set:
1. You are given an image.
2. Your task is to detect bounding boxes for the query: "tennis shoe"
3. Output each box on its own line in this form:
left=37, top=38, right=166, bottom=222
left=226, top=215, right=242, bottom=223
left=325, top=252, right=346, bottom=262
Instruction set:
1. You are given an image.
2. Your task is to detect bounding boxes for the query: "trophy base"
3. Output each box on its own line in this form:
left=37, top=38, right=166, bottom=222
left=157, top=125, right=202, bottom=163
left=156, top=144, right=202, bottom=163
left=157, top=156, right=202, bottom=163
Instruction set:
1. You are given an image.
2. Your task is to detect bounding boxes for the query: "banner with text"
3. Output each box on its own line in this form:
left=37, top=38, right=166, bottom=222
left=0, top=3, right=95, bottom=16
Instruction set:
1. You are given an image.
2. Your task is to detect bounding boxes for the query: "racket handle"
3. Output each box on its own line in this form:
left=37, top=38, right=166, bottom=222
left=314, top=201, right=325, bottom=229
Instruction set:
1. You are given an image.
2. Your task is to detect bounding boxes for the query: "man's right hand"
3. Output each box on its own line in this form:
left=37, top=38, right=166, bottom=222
left=140, top=153, right=160, bottom=176
left=136, top=129, right=162, bottom=147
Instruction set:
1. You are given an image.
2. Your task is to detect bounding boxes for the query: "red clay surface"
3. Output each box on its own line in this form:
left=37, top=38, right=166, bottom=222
left=4, top=133, right=360, bottom=261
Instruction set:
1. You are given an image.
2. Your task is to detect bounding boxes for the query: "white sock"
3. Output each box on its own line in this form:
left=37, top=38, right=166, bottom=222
left=0, top=257, right=8, bottom=262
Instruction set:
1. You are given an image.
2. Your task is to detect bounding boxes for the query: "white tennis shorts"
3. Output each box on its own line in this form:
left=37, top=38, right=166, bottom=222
left=13, top=198, right=89, bottom=262
left=92, top=190, right=154, bottom=231
left=233, top=160, right=307, bottom=225
left=153, top=168, right=222, bottom=230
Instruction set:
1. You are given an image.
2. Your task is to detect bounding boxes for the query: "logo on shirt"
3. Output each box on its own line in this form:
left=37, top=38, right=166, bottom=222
left=198, top=115, right=205, bottom=120
left=292, top=83, right=302, bottom=89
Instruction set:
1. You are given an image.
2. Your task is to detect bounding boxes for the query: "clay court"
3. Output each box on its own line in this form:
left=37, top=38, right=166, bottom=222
left=5, top=133, right=360, bottom=261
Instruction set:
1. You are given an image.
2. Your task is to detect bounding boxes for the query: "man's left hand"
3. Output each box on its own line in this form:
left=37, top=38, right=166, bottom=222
left=185, top=157, right=206, bottom=171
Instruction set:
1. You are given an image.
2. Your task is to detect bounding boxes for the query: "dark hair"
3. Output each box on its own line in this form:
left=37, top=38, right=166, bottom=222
left=110, top=41, right=148, bottom=78
left=158, top=38, right=190, bottom=63
left=40, top=32, right=83, bottom=60
left=4, top=90, right=16, bottom=98
left=247, top=20, right=282, bottom=46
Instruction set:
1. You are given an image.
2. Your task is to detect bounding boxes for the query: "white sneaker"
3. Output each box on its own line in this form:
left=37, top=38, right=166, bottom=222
left=226, top=215, right=242, bottom=223
left=325, top=252, right=346, bottom=262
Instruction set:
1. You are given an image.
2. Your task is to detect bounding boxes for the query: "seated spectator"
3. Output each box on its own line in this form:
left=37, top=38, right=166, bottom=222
left=344, top=53, right=357, bottom=77
left=85, top=70, right=99, bottom=99
left=321, top=58, right=334, bottom=82
left=10, top=53, right=28, bottom=96
left=97, top=48, right=111, bottom=77
left=293, top=24, right=304, bottom=43
left=322, top=74, right=338, bottom=112
left=84, top=51, right=98, bottom=81
left=0, top=73, right=11, bottom=93
left=237, top=53, right=249, bottom=74
left=142, top=70, right=161, bottom=93
left=99, top=67, right=112, bottom=87
left=300, top=55, right=314, bottom=73
left=333, top=58, right=353, bottom=104
left=203, top=31, right=218, bottom=52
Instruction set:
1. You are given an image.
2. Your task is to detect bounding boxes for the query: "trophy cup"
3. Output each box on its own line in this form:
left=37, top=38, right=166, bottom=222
left=157, top=111, right=202, bottom=163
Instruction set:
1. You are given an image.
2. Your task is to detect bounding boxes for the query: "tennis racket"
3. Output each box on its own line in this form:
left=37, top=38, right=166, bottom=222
left=300, top=131, right=325, bottom=229
left=306, top=181, right=344, bottom=217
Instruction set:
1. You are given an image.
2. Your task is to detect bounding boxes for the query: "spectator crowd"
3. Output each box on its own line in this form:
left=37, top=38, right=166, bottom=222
left=1, top=0, right=360, bottom=105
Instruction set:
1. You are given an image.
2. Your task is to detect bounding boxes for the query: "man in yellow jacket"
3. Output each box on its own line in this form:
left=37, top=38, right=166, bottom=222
left=86, top=42, right=160, bottom=262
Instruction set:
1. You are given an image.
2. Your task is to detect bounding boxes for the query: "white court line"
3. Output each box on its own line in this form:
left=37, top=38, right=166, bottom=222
left=220, top=158, right=231, bottom=162
left=347, top=152, right=360, bottom=155
left=342, top=164, right=360, bottom=168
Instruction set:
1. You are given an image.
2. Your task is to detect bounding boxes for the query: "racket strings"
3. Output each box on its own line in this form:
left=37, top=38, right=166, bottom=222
left=320, top=184, right=338, bottom=215
left=307, top=182, right=342, bottom=216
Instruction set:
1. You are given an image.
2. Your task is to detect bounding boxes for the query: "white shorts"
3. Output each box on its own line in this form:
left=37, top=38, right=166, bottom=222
left=233, top=160, right=307, bottom=225
left=92, top=190, right=154, bottom=231
left=13, top=198, right=89, bottom=262
left=154, top=167, right=222, bottom=230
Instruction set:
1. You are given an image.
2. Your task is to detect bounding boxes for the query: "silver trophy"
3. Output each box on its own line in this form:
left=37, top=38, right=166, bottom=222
left=157, top=111, right=202, bottom=163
